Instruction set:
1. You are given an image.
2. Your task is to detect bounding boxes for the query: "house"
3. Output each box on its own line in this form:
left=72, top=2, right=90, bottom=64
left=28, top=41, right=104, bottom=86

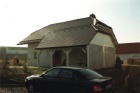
left=116, top=42, right=140, bottom=61
left=18, top=14, right=118, bottom=69
left=0, top=46, right=27, bottom=65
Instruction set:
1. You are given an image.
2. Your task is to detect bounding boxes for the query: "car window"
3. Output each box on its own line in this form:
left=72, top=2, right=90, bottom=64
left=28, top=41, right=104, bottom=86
left=74, top=72, right=86, bottom=80
left=78, top=69, right=102, bottom=80
left=44, top=68, right=60, bottom=77
left=59, top=69, right=73, bottom=79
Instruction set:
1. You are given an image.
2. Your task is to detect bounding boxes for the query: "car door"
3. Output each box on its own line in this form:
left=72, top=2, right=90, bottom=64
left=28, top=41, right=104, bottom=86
left=58, top=69, right=76, bottom=93
left=39, top=68, right=61, bottom=93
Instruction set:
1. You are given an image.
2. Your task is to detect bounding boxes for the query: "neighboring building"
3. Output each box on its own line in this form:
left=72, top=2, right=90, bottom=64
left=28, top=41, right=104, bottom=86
left=116, top=42, right=140, bottom=61
left=0, top=46, right=27, bottom=65
left=18, top=14, right=118, bottom=69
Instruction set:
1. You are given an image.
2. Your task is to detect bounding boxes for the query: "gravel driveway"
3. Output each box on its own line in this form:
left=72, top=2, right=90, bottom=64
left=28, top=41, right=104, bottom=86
left=0, top=87, right=28, bottom=93
left=0, top=86, right=136, bottom=93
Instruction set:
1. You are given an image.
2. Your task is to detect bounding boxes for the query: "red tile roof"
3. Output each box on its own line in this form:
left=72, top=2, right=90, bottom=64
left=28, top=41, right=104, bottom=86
left=116, top=43, right=140, bottom=54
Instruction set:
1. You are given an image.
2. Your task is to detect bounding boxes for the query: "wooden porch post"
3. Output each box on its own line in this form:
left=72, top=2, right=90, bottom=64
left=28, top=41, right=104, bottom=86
left=48, top=49, right=55, bottom=68
left=86, top=45, right=90, bottom=68
left=37, top=50, right=42, bottom=68
left=63, top=49, right=72, bottom=66
left=103, top=46, right=106, bottom=68
left=81, top=47, right=86, bottom=53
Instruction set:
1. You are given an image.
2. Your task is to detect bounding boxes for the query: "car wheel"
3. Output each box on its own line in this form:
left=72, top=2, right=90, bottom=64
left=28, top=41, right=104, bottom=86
left=28, top=83, right=37, bottom=93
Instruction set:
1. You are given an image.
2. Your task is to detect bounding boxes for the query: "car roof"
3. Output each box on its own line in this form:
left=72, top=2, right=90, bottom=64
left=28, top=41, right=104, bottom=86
left=52, top=66, right=87, bottom=70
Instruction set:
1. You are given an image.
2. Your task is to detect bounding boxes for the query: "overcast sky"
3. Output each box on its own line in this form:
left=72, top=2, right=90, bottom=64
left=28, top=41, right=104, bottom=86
left=0, top=0, right=139, bottom=47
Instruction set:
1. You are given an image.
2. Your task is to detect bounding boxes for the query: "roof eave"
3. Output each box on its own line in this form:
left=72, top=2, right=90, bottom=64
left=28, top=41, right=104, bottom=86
left=36, top=45, right=87, bottom=50
left=17, top=39, right=41, bottom=45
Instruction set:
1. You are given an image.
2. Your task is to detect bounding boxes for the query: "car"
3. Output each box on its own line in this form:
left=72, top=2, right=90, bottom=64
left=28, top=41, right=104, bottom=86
left=25, top=66, right=114, bottom=93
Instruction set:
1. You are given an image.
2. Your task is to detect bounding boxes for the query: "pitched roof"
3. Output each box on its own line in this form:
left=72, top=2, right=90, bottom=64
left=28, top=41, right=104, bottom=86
left=36, top=25, right=96, bottom=49
left=116, top=43, right=140, bottom=54
left=18, top=14, right=118, bottom=49
left=18, top=17, right=93, bottom=45
left=18, top=27, right=47, bottom=44
left=95, top=20, right=118, bottom=45
left=96, top=19, right=112, bottom=29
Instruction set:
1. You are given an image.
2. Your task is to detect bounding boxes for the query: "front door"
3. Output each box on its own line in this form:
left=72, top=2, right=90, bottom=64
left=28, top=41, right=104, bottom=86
left=53, top=50, right=61, bottom=67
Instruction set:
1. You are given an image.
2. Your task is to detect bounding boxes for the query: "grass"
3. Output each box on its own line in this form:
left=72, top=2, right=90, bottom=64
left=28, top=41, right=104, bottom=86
left=28, top=67, right=48, bottom=74
left=0, top=66, right=48, bottom=84
left=9, top=66, right=48, bottom=75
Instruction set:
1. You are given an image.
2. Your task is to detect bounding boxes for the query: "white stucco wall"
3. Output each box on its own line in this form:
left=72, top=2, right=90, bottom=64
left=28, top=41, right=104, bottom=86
left=88, top=32, right=116, bottom=69
left=28, top=43, right=38, bottom=66
left=38, top=50, right=51, bottom=67
left=69, top=48, right=86, bottom=67
left=90, top=32, right=115, bottom=48
left=28, top=43, right=51, bottom=67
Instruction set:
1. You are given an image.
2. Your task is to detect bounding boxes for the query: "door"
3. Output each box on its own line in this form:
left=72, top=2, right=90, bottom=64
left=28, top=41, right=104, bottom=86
left=58, top=69, right=88, bottom=93
left=53, top=50, right=61, bottom=66
left=39, top=68, right=61, bottom=92
left=58, top=69, right=76, bottom=93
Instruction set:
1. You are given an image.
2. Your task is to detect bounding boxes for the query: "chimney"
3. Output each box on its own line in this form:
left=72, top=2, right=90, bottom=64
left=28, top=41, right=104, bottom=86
left=90, top=13, right=96, bottom=18
left=90, top=13, right=96, bottom=25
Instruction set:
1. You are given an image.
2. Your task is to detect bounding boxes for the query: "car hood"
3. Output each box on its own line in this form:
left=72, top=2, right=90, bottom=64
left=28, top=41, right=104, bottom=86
left=30, top=74, right=40, bottom=77
left=26, top=74, right=40, bottom=79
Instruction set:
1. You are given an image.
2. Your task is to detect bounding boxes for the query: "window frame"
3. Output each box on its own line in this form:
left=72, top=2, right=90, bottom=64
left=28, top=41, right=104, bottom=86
left=43, top=68, right=61, bottom=78
left=59, top=69, right=75, bottom=80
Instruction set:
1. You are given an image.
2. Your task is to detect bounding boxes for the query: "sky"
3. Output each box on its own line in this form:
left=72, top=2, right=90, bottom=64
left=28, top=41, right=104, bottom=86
left=0, top=0, right=140, bottom=47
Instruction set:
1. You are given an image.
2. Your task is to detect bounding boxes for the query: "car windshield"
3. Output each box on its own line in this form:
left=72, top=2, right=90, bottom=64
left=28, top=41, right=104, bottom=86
left=78, top=69, right=102, bottom=80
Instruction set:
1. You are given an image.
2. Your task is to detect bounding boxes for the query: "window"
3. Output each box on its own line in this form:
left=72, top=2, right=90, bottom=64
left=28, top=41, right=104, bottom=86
left=44, top=68, right=60, bottom=77
left=34, top=52, right=37, bottom=59
left=78, top=69, right=102, bottom=80
left=59, top=69, right=73, bottom=79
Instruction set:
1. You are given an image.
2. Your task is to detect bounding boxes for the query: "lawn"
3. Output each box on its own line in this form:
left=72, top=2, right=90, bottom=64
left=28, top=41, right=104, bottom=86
left=8, top=66, right=48, bottom=74
left=0, top=66, right=48, bottom=85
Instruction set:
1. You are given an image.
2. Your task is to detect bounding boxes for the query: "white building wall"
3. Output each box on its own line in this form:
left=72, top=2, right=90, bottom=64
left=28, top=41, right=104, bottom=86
left=90, top=32, right=115, bottom=48
left=39, top=50, right=51, bottom=67
left=117, top=53, right=140, bottom=61
left=28, top=43, right=38, bottom=66
left=88, top=32, right=116, bottom=69
left=88, top=44, right=104, bottom=69
left=28, top=44, right=51, bottom=67
left=69, top=48, right=86, bottom=67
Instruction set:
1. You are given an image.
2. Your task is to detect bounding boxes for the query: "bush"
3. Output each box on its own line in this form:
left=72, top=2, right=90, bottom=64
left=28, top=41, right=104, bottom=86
left=22, top=62, right=32, bottom=80
left=114, top=56, right=123, bottom=68
left=0, top=60, right=11, bottom=79
left=0, top=61, right=33, bottom=84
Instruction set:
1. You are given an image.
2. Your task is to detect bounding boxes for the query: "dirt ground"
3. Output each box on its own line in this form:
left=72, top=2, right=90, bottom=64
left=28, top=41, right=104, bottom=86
left=115, top=85, right=133, bottom=93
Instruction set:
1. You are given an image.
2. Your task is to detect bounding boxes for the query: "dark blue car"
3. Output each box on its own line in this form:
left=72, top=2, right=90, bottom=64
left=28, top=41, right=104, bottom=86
left=25, top=66, right=114, bottom=93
